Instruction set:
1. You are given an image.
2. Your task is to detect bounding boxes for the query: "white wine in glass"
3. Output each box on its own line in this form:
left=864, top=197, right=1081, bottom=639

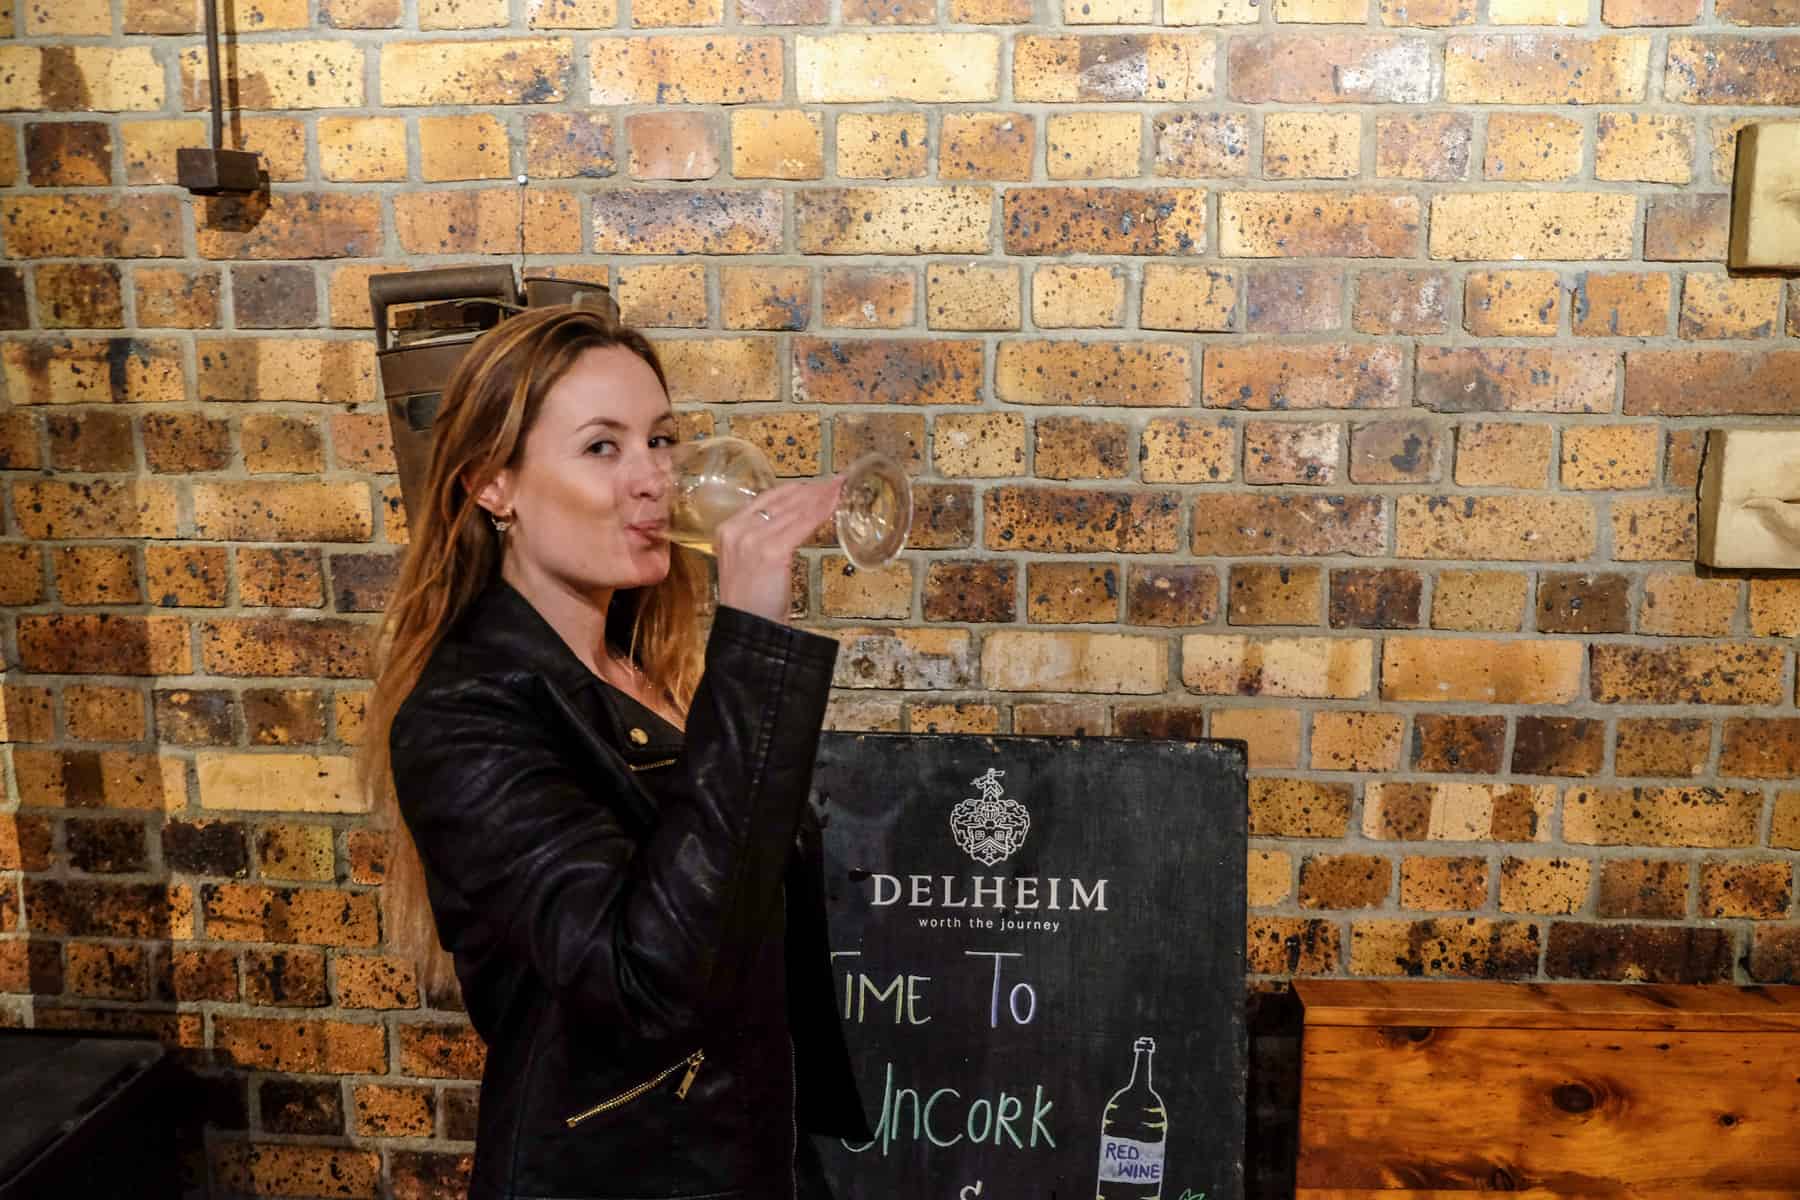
left=663, top=436, right=912, bottom=568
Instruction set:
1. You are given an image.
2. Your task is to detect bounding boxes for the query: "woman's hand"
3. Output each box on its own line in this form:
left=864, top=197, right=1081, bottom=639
left=714, top=476, right=846, bottom=624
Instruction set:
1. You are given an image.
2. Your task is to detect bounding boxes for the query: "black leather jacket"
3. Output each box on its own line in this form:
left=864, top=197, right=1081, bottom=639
left=391, top=581, right=869, bottom=1200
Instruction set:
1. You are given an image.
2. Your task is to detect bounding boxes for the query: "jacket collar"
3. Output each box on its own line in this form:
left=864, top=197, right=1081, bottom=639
left=449, top=578, right=684, bottom=761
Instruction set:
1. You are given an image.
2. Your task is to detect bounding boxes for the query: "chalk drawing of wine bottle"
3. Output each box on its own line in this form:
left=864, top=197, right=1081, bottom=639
left=1095, top=1036, right=1167, bottom=1200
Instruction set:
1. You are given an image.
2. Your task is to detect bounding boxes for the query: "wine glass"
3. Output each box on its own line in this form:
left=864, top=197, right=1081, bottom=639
left=658, top=436, right=912, bottom=568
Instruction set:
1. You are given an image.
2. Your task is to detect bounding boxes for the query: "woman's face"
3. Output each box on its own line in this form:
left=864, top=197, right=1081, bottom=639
left=480, top=343, right=676, bottom=598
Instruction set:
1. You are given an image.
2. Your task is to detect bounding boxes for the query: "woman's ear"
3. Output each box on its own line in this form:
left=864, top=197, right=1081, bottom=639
left=471, top=469, right=514, bottom=519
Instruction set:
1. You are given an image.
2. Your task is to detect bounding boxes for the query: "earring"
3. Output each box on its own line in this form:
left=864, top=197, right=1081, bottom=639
left=490, top=511, right=513, bottom=534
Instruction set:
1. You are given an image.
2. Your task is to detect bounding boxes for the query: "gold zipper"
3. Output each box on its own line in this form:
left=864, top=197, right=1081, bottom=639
left=564, top=1049, right=704, bottom=1128
left=628, top=757, right=677, bottom=773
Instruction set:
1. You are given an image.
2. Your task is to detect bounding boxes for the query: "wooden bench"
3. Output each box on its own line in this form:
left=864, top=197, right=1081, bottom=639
left=1292, top=979, right=1800, bottom=1198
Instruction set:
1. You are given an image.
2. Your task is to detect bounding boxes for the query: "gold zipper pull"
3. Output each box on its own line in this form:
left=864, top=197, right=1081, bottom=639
left=675, top=1050, right=705, bottom=1099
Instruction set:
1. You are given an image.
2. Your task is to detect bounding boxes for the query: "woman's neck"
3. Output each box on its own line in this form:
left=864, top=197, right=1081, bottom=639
left=500, top=555, right=614, bottom=677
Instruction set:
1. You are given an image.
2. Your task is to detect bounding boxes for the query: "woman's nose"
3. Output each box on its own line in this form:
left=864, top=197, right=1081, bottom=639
left=626, top=450, right=672, bottom=500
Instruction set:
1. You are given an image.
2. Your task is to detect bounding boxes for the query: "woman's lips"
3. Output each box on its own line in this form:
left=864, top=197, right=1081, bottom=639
left=626, top=520, right=670, bottom=543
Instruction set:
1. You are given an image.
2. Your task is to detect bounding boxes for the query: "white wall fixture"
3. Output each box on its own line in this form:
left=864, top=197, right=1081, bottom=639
left=1698, top=429, right=1800, bottom=569
left=1728, top=121, right=1800, bottom=273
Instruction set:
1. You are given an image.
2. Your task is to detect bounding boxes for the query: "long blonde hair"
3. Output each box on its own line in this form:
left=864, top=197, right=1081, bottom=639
left=360, top=304, right=707, bottom=1002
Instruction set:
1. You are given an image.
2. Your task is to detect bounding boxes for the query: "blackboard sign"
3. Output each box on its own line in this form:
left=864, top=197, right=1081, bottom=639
left=812, top=733, right=1248, bottom=1200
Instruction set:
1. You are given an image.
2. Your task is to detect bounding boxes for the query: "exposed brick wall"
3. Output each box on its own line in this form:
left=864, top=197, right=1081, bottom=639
left=2, top=0, right=1799, bottom=1192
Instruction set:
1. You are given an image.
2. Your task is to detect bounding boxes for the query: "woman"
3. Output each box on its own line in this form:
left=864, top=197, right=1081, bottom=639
left=362, top=304, right=870, bottom=1199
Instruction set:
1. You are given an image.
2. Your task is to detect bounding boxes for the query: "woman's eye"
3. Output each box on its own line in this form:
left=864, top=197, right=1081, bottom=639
left=649, top=434, right=676, bottom=449
left=585, top=440, right=618, bottom=457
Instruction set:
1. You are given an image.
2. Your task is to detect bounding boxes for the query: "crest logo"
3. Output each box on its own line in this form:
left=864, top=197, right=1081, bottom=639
left=949, top=768, right=1030, bottom=866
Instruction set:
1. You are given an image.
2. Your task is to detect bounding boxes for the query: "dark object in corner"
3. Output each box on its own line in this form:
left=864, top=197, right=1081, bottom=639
left=0, top=1030, right=184, bottom=1198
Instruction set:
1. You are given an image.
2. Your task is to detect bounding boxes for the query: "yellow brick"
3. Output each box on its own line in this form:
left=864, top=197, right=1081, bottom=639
left=1220, top=191, right=1419, bottom=258
left=197, top=754, right=363, bottom=814
left=1311, top=711, right=1405, bottom=772
left=592, top=36, right=782, bottom=104
left=1381, top=637, right=1583, bottom=703
left=395, top=188, right=580, bottom=255
left=121, top=119, right=208, bottom=185
left=198, top=339, right=375, bottom=404
left=1679, top=274, right=1782, bottom=340
left=1248, top=851, right=1293, bottom=905
left=1750, top=579, right=1800, bottom=637
left=1210, top=708, right=1301, bottom=768
left=837, top=113, right=929, bottom=179
left=1180, top=635, right=1373, bottom=699
left=383, top=39, right=572, bottom=105
left=0, top=46, right=166, bottom=112
left=617, top=263, right=708, bottom=328
left=1595, top=113, right=1693, bottom=184
left=1433, top=570, right=1528, bottom=631
left=1398, top=494, right=1595, bottom=560
left=997, top=342, right=1191, bottom=407
left=1032, top=266, right=1125, bottom=328
left=625, top=111, right=720, bottom=180
left=318, top=117, right=407, bottom=182
left=182, top=42, right=363, bottom=109
left=1611, top=496, right=1694, bottom=562
left=1561, top=423, right=1658, bottom=489
left=1489, top=0, right=1587, bottom=21
left=1430, top=193, right=1636, bottom=261
left=1064, top=0, right=1150, bottom=18
left=634, top=0, right=723, bottom=24
left=1500, top=856, right=1590, bottom=915
left=236, top=117, right=309, bottom=183
left=1445, top=34, right=1649, bottom=104
left=934, top=412, right=1025, bottom=477
left=731, top=110, right=823, bottom=180
left=1263, top=112, right=1361, bottom=180
left=526, top=0, right=616, bottom=24
left=1564, top=786, right=1760, bottom=848
left=908, top=703, right=1002, bottom=734
left=1166, top=0, right=1259, bottom=18
left=1484, top=113, right=1583, bottom=182
left=1464, top=270, right=1562, bottom=337
left=1364, top=781, right=1555, bottom=842
left=925, top=263, right=1020, bottom=331
left=821, top=556, right=914, bottom=620
left=28, top=0, right=110, bottom=32
left=420, top=114, right=511, bottom=181
left=1141, top=416, right=1234, bottom=482
left=658, top=338, right=780, bottom=403
left=720, top=265, right=809, bottom=330
left=524, top=112, right=614, bottom=178
left=192, top=482, right=373, bottom=542
left=731, top=411, right=819, bottom=475
left=797, top=35, right=1000, bottom=103
left=1015, top=35, right=1215, bottom=103
left=15, top=481, right=181, bottom=540
left=1640, top=571, right=1738, bottom=637
left=981, top=632, right=1167, bottom=694
left=802, top=188, right=1000, bottom=255
left=1455, top=422, right=1552, bottom=488
left=833, top=627, right=975, bottom=689
left=5, top=338, right=187, bottom=405
left=1046, top=112, right=1142, bottom=180
left=1141, top=264, right=1238, bottom=332
left=258, top=824, right=337, bottom=882
left=940, top=112, right=1034, bottom=181
left=421, top=0, right=509, bottom=26
left=1276, top=0, right=1368, bottom=20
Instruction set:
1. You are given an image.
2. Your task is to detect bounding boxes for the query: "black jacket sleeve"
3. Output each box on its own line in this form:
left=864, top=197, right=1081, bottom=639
left=390, top=606, right=839, bottom=1042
